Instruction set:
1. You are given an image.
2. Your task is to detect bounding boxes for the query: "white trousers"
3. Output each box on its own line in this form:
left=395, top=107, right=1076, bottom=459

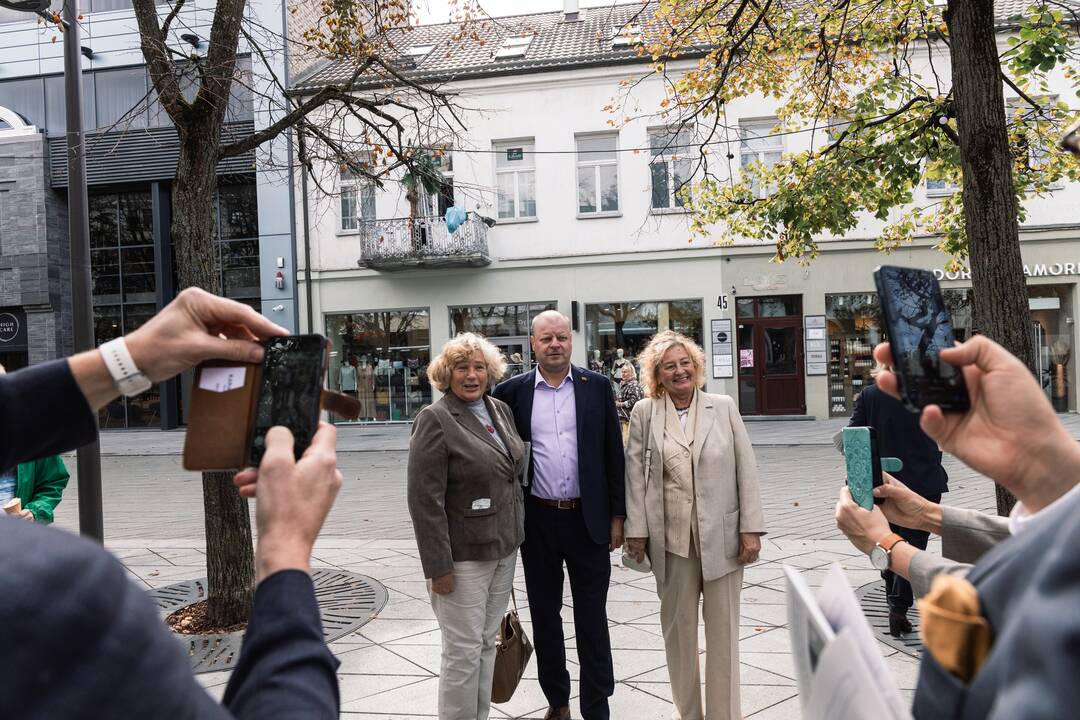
left=657, top=544, right=743, bottom=720
left=429, top=552, right=517, bottom=720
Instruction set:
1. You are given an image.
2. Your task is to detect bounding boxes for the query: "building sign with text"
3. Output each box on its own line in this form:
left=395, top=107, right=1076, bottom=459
left=0, top=307, right=27, bottom=351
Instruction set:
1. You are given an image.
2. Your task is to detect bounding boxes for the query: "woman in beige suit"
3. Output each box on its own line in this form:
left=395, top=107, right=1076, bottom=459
left=624, top=330, right=765, bottom=720
left=407, top=333, right=527, bottom=720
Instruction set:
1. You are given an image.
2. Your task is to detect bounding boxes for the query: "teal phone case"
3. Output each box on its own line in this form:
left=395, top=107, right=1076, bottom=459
left=843, top=427, right=903, bottom=510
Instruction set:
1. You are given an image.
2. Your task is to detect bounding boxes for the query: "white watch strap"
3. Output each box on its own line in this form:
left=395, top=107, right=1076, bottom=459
left=99, top=337, right=152, bottom=397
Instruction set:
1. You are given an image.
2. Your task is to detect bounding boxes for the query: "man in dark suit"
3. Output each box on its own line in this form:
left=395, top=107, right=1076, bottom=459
left=0, top=288, right=341, bottom=719
left=849, top=380, right=948, bottom=636
left=493, top=310, right=625, bottom=720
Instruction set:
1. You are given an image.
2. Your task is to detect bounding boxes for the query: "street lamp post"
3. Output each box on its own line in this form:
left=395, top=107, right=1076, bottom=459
left=0, top=0, right=103, bottom=542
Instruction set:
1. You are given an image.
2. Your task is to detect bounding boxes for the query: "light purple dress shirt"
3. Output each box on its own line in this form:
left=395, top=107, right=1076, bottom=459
left=530, top=369, right=580, bottom=500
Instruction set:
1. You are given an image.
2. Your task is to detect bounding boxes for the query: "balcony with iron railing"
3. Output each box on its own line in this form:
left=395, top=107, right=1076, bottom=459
left=357, top=213, right=492, bottom=271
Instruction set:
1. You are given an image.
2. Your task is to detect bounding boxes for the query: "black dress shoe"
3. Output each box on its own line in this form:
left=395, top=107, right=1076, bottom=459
left=889, top=611, right=914, bottom=637
left=543, top=707, right=571, bottom=720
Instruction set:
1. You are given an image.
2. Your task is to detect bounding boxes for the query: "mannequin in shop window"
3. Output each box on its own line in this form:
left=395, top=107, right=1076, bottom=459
left=610, top=349, right=632, bottom=390
left=357, top=355, right=376, bottom=421
left=590, top=348, right=606, bottom=375
left=339, top=354, right=358, bottom=397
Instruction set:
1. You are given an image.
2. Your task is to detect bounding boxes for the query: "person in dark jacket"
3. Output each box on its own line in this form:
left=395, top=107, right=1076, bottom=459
left=849, top=362, right=948, bottom=636
left=0, top=288, right=342, bottom=719
left=492, top=310, right=625, bottom=720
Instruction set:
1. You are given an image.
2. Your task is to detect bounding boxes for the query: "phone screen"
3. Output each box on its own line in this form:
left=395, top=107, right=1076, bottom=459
left=874, top=265, right=969, bottom=411
left=249, top=335, right=326, bottom=465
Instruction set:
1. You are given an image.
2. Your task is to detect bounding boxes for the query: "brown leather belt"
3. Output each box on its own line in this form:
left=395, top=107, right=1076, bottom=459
left=532, top=497, right=581, bottom=510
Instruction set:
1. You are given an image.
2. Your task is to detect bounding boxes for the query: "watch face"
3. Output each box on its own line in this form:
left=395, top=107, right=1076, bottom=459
left=870, top=545, right=889, bottom=571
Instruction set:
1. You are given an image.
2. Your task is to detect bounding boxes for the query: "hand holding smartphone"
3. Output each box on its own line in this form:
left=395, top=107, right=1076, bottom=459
left=874, top=265, right=971, bottom=413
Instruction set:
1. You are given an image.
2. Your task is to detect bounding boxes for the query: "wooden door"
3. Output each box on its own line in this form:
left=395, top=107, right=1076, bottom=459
left=736, top=296, right=806, bottom=415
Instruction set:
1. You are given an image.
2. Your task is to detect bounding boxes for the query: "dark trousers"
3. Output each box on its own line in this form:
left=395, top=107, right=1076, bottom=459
left=882, top=494, right=940, bottom=613
left=522, top=496, right=614, bottom=720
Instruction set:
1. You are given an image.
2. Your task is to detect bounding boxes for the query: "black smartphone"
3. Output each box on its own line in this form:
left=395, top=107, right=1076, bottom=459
left=874, top=265, right=970, bottom=413
left=249, top=334, right=327, bottom=465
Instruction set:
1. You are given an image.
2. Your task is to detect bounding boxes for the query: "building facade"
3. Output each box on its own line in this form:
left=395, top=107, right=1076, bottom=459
left=292, top=2, right=1080, bottom=423
left=0, top=0, right=300, bottom=428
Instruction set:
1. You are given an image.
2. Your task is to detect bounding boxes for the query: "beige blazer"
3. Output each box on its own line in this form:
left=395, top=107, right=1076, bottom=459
left=407, top=393, right=526, bottom=580
left=624, top=390, right=766, bottom=584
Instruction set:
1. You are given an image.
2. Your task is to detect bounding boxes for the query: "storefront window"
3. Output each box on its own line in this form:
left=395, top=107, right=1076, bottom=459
left=585, top=300, right=703, bottom=384
left=326, top=310, right=432, bottom=423
left=825, top=290, right=974, bottom=417
left=1029, top=284, right=1073, bottom=411
left=449, top=302, right=555, bottom=380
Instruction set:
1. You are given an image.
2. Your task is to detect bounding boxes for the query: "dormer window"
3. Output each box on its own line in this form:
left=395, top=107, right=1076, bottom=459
left=407, top=44, right=435, bottom=58
left=495, top=34, right=534, bottom=59
left=612, top=25, right=642, bottom=47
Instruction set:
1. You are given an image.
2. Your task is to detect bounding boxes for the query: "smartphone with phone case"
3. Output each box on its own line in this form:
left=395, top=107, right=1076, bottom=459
left=183, top=334, right=328, bottom=471
left=843, top=427, right=883, bottom=510
left=874, top=265, right=970, bottom=413
left=248, top=335, right=327, bottom=465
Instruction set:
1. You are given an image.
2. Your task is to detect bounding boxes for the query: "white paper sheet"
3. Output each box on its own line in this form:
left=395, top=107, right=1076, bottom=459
left=785, top=562, right=913, bottom=720
left=198, top=366, right=246, bottom=393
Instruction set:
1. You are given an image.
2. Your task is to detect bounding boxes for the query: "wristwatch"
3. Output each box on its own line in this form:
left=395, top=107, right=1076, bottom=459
left=870, top=533, right=907, bottom=571
left=99, top=337, right=153, bottom=397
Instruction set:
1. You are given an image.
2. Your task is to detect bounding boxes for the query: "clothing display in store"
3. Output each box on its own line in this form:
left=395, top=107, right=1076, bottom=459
left=357, top=359, right=376, bottom=420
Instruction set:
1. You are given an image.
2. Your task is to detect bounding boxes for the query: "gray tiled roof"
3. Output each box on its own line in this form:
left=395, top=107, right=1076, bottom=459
left=290, top=0, right=1080, bottom=94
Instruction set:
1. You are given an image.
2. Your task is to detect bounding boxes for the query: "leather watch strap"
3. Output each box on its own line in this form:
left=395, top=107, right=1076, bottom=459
left=878, top=532, right=906, bottom=553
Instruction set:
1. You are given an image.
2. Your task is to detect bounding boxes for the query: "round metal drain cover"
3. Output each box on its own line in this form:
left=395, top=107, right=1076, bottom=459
left=855, top=581, right=923, bottom=658
left=148, top=569, right=389, bottom=674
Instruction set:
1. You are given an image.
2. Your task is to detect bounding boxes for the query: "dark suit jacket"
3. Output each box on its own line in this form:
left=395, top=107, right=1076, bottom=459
left=913, top=486, right=1080, bottom=719
left=493, top=365, right=625, bottom=546
left=407, top=393, right=526, bottom=579
left=850, top=384, right=948, bottom=497
left=0, top=359, right=339, bottom=718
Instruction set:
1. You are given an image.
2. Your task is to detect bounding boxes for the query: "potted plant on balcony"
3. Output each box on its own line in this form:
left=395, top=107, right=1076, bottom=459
left=401, top=151, right=446, bottom=254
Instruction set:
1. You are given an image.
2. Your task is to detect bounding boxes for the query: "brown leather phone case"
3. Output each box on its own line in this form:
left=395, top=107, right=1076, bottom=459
left=182, top=361, right=361, bottom=472
left=182, top=360, right=263, bottom=471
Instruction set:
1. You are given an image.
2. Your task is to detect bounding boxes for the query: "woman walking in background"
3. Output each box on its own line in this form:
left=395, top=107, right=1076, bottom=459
left=615, top=362, right=644, bottom=444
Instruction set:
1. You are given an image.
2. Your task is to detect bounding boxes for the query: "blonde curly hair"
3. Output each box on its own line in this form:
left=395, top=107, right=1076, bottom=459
left=427, top=332, right=508, bottom=393
left=638, top=330, right=706, bottom=399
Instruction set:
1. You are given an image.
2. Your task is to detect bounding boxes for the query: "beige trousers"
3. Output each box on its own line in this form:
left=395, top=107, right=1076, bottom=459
left=657, top=544, right=743, bottom=720
left=429, top=552, right=517, bottom=720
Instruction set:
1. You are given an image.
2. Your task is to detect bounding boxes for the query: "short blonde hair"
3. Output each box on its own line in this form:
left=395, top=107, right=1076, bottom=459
left=427, top=332, right=508, bottom=392
left=619, top=363, right=637, bottom=380
left=638, top=330, right=706, bottom=398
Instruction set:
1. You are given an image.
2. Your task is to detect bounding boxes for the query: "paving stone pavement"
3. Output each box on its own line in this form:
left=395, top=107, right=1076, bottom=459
left=49, top=416, right=1080, bottom=718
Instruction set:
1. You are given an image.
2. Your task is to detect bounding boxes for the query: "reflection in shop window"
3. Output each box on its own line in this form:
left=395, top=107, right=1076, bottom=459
left=585, top=300, right=703, bottom=386
left=449, top=302, right=556, bottom=380
left=326, top=310, right=432, bottom=423
left=825, top=290, right=974, bottom=417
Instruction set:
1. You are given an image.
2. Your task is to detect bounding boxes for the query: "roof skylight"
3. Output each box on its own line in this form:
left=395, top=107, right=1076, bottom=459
left=495, top=34, right=534, bottom=59
left=612, top=25, right=642, bottom=47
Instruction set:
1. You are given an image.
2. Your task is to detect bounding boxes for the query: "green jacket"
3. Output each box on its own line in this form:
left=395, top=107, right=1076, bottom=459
left=15, top=456, right=70, bottom=524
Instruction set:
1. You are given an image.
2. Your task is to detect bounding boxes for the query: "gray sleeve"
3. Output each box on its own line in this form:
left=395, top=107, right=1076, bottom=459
left=940, top=505, right=1011, bottom=564
left=908, top=549, right=973, bottom=598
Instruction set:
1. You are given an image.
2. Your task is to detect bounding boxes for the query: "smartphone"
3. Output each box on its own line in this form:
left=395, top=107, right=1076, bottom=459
left=248, top=334, right=327, bottom=465
left=874, top=265, right=970, bottom=413
left=1062, top=118, right=1080, bottom=158
left=843, top=426, right=883, bottom=510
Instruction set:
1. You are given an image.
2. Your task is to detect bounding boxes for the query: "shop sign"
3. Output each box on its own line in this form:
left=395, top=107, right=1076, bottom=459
left=0, top=308, right=26, bottom=351
left=506, top=148, right=524, bottom=161
left=933, top=262, right=1080, bottom=281
left=804, top=315, right=827, bottom=375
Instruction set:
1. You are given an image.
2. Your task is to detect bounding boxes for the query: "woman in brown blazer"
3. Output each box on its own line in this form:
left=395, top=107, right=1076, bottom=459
left=407, top=332, right=526, bottom=720
left=624, top=331, right=766, bottom=720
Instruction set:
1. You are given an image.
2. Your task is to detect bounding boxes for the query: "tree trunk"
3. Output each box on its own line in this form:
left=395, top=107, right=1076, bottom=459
left=946, top=0, right=1030, bottom=516
left=173, top=120, right=256, bottom=625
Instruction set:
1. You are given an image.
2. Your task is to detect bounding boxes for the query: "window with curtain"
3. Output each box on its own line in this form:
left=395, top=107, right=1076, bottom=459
left=340, top=156, right=376, bottom=231
left=576, top=134, right=619, bottom=215
left=739, top=118, right=783, bottom=198
left=494, top=139, right=536, bottom=220
left=648, top=126, right=694, bottom=210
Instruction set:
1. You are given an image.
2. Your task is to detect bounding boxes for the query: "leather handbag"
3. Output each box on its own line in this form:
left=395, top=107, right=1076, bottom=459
left=491, top=588, right=533, bottom=703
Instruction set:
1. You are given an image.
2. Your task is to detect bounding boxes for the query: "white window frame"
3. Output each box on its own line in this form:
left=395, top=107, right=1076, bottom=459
left=612, top=24, right=642, bottom=47
left=1006, top=95, right=1062, bottom=190
left=739, top=118, right=784, bottom=199
left=495, top=35, right=534, bottom=59
left=493, top=140, right=537, bottom=221
left=648, top=126, right=695, bottom=213
left=339, top=156, right=376, bottom=232
left=575, top=133, right=620, bottom=217
left=426, top=149, right=455, bottom=217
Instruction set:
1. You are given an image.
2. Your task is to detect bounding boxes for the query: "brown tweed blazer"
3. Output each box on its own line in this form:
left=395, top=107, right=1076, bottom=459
left=407, top=392, right=526, bottom=579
